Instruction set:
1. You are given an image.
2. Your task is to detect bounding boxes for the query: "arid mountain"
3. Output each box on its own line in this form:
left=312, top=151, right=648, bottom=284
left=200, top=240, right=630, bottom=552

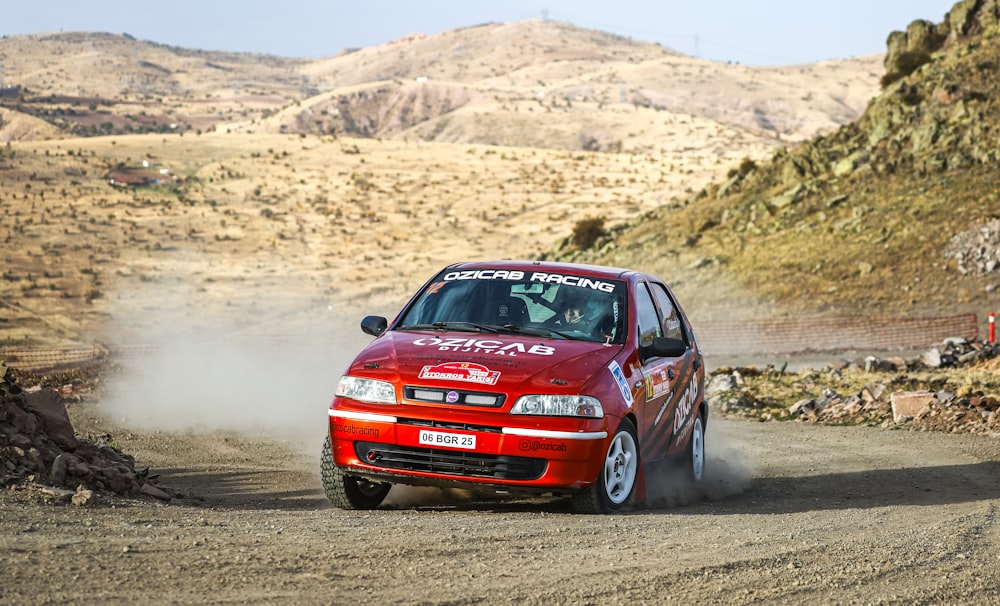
left=0, top=31, right=311, bottom=140
left=1, top=20, right=880, bottom=150
left=0, top=18, right=892, bottom=349
left=300, top=20, right=682, bottom=86
left=0, top=31, right=311, bottom=98
left=569, top=0, right=1000, bottom=327
left=251, top=20, right=883, bottom=151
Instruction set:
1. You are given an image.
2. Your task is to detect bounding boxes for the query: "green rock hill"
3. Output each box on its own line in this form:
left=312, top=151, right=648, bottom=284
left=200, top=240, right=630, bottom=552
left=563, top=0, right=1000, bottom=326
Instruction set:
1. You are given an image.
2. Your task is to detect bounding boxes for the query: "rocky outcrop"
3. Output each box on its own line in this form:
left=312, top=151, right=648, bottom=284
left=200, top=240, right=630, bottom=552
left=695, top=0, right=1000, bottom=231
left=885, top=0, right=1000, bottom=79
left=949, top=0, right=1000, bottom=39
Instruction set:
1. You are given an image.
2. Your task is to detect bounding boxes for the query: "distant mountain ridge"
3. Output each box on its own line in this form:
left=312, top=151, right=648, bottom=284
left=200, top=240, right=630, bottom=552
left=0, top=20, right=881, bottom=151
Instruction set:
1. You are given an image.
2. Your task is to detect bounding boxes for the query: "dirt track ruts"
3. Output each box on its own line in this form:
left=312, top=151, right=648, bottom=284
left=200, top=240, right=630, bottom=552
left=3, top=413, right=1000, bottom=605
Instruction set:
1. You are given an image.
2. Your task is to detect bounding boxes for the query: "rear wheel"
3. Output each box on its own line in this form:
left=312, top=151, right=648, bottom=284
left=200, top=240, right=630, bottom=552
left=320, top=435, right=391, bottom=510
left=571, top=418, right=639, bottom=514
left=685, top=412, right=705, bottom=483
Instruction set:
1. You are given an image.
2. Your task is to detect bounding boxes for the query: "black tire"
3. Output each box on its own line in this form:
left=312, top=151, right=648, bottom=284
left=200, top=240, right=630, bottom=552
left=684, top=411, right=706, bottom=483
left=320, top=435, right=391, bottom=510
left=571, top=418, right=639, bottom=514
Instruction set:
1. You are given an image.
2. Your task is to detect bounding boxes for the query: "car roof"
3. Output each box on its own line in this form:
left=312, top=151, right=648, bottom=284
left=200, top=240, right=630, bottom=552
left=442, top=260, right=644, bottom=282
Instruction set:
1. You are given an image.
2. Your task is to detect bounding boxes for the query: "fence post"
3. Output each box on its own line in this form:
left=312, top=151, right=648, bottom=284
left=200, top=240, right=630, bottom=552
left=990, top=312, right=996, bottom=344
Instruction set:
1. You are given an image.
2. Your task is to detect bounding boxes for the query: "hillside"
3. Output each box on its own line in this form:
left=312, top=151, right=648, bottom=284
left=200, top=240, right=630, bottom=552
left=568, top=0, right=1000, bottom=330
left=0, top=31, right=312, bottom=138
left=253, top=20, right=883, bottom=150
left=0, top=20, right=889, bottom=349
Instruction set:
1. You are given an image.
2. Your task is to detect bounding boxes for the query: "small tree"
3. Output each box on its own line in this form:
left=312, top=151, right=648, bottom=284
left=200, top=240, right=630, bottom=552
left=728, top=157, right=757, bottom=178
left=571, top=216, right=607, bottom=249
left=880, top=50, right=932, bottom=88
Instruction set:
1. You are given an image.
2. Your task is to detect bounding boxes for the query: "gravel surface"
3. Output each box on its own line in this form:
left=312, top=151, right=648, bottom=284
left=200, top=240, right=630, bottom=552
left=3, top=406, right=1000, bottom=605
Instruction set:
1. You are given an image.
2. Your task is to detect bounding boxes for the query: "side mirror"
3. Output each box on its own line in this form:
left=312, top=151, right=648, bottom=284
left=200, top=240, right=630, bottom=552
left=360, top=315, right=388, bottom=337
left=641, top=336, right=687, bottom=361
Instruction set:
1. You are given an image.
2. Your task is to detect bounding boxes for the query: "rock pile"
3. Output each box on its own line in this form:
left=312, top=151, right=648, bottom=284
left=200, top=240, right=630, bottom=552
left=884, top=0, right=1000, bottom=83
left=945, top=218, right=1000, bottom=277
left=859, top=336, right=998, bottom=371
left=1, top=362, right=174, bottom=504
left=708, top=338, right=1000, bottom=435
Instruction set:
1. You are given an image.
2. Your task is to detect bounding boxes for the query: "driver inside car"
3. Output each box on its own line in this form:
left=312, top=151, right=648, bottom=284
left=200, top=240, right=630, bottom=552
left=548, top=286, right=619, bottom=344
left=549, top=287, right=599, bottom=334
left=560, top=300, right=585, bottom=326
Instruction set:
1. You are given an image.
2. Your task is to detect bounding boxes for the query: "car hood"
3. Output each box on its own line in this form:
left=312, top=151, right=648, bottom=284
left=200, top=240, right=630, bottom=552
left=346, top=329, right=622, bottom=396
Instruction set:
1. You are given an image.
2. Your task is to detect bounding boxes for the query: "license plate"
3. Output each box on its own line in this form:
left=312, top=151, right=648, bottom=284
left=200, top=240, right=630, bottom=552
left=418, top=429, right=476, bottom=450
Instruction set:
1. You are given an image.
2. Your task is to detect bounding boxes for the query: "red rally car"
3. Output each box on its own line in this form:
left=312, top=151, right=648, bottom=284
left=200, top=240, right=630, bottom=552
left=322, top=260, right=706, bottom=513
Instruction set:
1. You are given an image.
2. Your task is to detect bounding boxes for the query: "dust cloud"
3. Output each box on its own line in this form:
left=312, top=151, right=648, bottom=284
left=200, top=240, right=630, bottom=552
left=644, top=421, right=754, bottom=508
left=101, top=284, right=379, bottom=454
left=383, top=422, right=754, bottom=511
left=383, top=486, right=476, bottom=508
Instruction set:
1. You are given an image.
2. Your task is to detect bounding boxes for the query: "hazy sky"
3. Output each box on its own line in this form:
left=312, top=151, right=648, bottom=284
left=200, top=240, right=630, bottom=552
left=3, top=1, right=959, bottom=66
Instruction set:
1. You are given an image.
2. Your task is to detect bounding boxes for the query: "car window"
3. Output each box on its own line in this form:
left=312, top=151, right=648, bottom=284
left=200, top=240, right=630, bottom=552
left=650, top=282, right=686, bottom=343
left=635, top=283, right=662, bottom=348
left=397, top=269, right=627, bottom=344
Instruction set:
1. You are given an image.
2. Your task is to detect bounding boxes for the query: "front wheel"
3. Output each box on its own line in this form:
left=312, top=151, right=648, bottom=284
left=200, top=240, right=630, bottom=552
left=320, top=435, right=391, bottom=510
left=571, top=418, right=639, bottom=514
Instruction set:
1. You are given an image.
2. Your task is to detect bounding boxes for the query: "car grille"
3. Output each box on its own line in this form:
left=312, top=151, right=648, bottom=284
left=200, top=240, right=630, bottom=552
left=404, top=386, right=506, bottom=408
left=398, top=418, right=503, bottom=433
left=355, top=441, right=546, bottom=481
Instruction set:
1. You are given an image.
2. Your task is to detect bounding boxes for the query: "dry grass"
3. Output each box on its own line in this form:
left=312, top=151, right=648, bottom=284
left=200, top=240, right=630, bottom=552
left=0, top=130, right=748, bottom=347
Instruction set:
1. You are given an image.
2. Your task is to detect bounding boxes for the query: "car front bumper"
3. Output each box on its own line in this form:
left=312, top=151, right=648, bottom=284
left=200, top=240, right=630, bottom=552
left=329, top=406, right=611, bottom=491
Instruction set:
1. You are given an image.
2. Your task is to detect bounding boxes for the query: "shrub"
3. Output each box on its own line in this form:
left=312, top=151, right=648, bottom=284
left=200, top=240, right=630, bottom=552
left=880, top=50, right=932, bottom=88
left=571, top=216, right=607, bottom=249
left=728, top=157, right=758, bottom=178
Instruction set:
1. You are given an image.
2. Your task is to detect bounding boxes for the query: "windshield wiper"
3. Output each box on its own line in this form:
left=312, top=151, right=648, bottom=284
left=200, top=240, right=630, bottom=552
left=396, top=321, right=500, bottom=334
left=501, top=324, right=576, bottom=340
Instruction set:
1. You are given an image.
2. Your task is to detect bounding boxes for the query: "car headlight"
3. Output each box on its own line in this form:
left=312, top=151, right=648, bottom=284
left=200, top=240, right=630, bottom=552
left=336, top=376, right=397, bottom=404
left=510, top=395, right=604, bottom=418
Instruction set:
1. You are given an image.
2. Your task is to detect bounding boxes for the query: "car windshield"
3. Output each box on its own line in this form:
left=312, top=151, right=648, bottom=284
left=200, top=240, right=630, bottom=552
left=396, top=268, right=627, bottom=344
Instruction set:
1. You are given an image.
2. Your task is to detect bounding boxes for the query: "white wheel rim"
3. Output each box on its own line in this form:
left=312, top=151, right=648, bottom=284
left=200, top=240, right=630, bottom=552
left=691, top=417, right=705, bottom=482
left=603, top=430, right=638, bottom=504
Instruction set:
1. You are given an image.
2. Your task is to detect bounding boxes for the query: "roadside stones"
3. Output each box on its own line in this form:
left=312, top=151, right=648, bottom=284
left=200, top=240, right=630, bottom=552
left=140, top=482, right=171, bottom=501
left=864, top=356, right=906, bottom=372
left=890, top=391, right=935, bottom=423
left=706, top=373, right=739, bottom=396
left=0, top=363, right=172, bottom=503
left=72, top=487, right=95, bottom=506
left=788, top=399, right=819, bottom=417
left=50, top=452, right=70, bottom=485
left=919, top=348, right=943, bottom=368
left=22, top=387, right=79, bottom=450
left=710, top=337, right=1000, bottom=434
left=862, top=382, right=887, bottom=403
left=864, top=337, right=994, bottom=371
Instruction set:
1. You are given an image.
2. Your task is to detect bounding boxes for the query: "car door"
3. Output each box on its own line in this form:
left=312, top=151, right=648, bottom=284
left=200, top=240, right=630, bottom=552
left=636, top=281, right=698, bottom=461
left=650, top=280, right=703, bottom=456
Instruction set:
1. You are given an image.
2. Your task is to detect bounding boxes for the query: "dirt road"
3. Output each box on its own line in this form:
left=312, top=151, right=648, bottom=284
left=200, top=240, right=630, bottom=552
left=3, top=410, right=1000, bottom=605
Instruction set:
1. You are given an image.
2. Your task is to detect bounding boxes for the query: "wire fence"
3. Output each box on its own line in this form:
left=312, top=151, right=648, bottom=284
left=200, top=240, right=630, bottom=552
left=694, top=313, right=979, bottom=356
left=0, top=313, right=982, bottom=372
